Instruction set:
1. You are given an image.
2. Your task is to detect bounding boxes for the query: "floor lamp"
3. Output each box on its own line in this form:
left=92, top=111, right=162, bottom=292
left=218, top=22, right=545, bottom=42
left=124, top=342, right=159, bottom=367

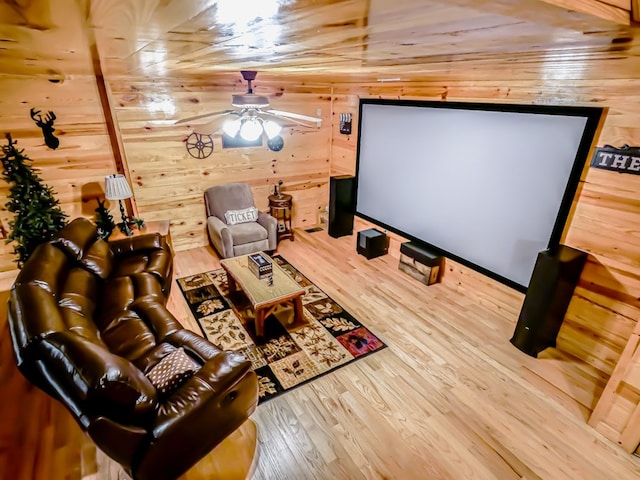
left=105, top=174, right=134, bottom=236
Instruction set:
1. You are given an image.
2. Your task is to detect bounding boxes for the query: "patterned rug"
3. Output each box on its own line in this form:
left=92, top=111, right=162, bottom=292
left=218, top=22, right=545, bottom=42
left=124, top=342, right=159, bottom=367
left=176, top=255, right=386, bottom=404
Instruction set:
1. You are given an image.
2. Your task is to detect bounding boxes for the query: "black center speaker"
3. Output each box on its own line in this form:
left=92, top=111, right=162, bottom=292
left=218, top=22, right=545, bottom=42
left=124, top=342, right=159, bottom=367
left=329, top=175, right=355, bottom=238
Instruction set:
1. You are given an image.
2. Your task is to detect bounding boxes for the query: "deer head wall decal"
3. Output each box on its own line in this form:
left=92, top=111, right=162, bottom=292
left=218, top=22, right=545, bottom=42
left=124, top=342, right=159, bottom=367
left=30, top=107, right=59, bottom=149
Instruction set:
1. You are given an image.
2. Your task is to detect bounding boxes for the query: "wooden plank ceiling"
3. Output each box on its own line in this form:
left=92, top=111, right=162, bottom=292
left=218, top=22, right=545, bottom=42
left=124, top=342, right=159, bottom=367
left=81, top=0, right=639, bottom=83
left=0, top=0, right=637, bottom=84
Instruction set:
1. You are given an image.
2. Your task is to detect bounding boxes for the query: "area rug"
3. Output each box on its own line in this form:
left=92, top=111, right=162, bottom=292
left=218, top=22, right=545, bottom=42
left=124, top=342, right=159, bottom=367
left=176, top=255, right=386, bottom=404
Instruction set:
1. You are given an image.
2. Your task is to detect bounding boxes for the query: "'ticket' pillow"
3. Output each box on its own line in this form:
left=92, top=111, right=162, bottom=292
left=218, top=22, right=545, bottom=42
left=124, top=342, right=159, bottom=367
left=146, top=347, right=200, bottom=397
left=224, top=206, right=259, bottom=225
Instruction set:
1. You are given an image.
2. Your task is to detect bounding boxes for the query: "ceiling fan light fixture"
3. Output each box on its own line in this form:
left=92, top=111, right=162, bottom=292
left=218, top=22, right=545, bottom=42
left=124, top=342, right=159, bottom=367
left=232, top=94, right=270, bottom=109
left=175, top=71, right=323, bottom=136
left=222, top=118, right=241, bottom=137
left=240, top=118, right=263, bottom=141
left=263, top=120, right=282, bottom=139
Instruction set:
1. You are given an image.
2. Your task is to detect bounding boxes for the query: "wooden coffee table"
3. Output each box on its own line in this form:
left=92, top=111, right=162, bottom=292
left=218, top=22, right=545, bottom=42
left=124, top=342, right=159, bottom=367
left=219, top=252, right=306, bottom=337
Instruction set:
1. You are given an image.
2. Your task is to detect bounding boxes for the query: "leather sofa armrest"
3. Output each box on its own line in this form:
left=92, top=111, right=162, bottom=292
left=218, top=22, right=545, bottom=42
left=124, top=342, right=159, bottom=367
left=257, top=211, right=278, bottom=251
left=206, top=216, right=233, bottom=258
left=109, top=233, right=165, bottom=257
left=193, top=351, right=253, bottom=393
left=136, top=360, right=257, bottom=480
left=9, top=284, right=66, bottom=358
left=38, top=331, right=158, bottom=424
left=166, top=329, right=224, bottom=363
left=151, top=352, right=258, bottom=439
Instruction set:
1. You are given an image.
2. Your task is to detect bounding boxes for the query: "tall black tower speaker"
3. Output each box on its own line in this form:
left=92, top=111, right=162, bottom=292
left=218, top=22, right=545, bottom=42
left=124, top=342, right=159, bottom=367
left=329, top=175, right=355, bottom=238
left=510, top=245, right=587, bottom=357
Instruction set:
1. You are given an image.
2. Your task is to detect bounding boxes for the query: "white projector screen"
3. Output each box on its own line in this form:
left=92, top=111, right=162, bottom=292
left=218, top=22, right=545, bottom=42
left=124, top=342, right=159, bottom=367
left=355, top=100, right=603, bottom=291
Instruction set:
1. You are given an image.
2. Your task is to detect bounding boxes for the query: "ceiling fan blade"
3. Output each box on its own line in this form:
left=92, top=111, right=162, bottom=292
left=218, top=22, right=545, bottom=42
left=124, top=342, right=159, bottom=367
left=256, top=111, right=302, bottom=127
left=265, top=109, right=322, bottom=125
left=175, top=110, right=236, bottom=125
left=257, top=111, right=317, bottom=129
left=192, top=118, right=227, bottom=135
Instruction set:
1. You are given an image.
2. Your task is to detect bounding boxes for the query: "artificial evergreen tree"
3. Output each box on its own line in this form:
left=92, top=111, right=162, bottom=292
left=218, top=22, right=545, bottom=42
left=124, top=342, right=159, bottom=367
left=1, top=133, right=68, bottom=267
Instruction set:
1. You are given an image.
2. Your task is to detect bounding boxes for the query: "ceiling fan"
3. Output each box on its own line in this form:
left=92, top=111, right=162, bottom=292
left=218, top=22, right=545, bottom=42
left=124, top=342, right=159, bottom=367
left=175, top=71, right=322, bottom=146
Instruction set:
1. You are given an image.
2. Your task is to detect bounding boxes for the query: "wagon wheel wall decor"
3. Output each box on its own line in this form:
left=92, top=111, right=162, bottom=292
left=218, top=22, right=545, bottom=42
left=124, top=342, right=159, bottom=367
left=185, top=132, right=214, bottom=158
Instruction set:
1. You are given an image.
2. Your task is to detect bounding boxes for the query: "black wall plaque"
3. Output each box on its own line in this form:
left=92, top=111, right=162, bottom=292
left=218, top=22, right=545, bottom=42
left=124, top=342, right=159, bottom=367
left=590, top=144, right=640, bottom=175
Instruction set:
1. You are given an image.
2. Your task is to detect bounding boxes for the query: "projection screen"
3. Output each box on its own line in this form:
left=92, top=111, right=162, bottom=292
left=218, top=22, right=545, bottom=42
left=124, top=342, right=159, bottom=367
left=355, top=100, right=603, bottom=291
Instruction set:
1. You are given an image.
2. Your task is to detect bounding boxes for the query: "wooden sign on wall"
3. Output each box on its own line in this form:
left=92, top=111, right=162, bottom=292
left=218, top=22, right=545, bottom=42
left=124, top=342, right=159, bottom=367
left=590, top=145, right=640, bottom=174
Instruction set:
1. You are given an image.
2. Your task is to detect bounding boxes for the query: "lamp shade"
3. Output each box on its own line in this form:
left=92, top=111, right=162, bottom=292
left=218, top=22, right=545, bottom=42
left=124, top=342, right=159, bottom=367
left=105, top=174, right=133, bottom=200
left=222, top=118, right=242, bottom=137
left=239, top=118, right=263, bottom=141
left=263, top=120, right=282, bottom=139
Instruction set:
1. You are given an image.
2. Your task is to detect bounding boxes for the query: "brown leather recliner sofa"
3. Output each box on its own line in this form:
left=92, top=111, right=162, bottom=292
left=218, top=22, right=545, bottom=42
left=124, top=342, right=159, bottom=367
left=7, top=217, right=258, bottom=480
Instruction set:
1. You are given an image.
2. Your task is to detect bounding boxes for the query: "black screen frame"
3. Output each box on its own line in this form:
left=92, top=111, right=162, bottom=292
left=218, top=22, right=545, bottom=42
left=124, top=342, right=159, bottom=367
left=354, top=98, right=604, bottom=292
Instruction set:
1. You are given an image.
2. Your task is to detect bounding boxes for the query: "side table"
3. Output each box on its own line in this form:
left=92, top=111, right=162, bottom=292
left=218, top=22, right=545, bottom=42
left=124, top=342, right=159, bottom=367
left=109, top=219, right=173, bottom=252
left=268, top=194, right=294, bottom=241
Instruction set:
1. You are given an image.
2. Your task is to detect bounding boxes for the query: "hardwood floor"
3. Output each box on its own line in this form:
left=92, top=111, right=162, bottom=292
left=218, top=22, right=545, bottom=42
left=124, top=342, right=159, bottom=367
left=2, top=227, right=640, bottom=479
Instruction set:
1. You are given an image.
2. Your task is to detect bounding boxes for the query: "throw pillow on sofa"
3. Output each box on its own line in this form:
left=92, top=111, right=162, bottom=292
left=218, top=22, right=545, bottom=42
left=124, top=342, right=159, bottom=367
left=147, top=347, right=200, bottom=396
left=224, top=206, right=259, bottom=225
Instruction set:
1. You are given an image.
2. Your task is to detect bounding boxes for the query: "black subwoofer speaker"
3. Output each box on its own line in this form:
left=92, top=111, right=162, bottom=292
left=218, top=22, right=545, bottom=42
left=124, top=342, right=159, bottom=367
left=510, top=245, right=587, bottom=357
left=329, top=175, right=355, bottom=238
left=357, top=229, right=388, bottom=259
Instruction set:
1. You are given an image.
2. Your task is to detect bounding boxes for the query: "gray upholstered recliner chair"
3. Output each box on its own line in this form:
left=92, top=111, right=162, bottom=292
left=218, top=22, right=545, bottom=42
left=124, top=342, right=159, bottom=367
left=204, top=182, right=278, bottom=258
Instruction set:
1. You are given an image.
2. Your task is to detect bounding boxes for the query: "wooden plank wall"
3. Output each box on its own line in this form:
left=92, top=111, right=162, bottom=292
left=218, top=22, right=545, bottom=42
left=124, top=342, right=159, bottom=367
left=0, top=0, right=121, bottom=284
left=0, top=76, right=118, bottom=284
left=329, top=78, right=640, bottom=448
left=108, top=76, right=333, bottom=251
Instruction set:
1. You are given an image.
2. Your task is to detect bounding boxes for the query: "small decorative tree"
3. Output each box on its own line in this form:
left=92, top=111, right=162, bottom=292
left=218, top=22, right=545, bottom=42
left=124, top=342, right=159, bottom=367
left=94, top=198, right=116, bottom=239
left=1, top=134, right=68, bottom=267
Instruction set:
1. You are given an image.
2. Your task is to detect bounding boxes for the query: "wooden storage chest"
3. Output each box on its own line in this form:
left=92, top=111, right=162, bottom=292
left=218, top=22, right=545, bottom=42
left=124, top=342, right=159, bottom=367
left=398, top=242, right=443, bottom=285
